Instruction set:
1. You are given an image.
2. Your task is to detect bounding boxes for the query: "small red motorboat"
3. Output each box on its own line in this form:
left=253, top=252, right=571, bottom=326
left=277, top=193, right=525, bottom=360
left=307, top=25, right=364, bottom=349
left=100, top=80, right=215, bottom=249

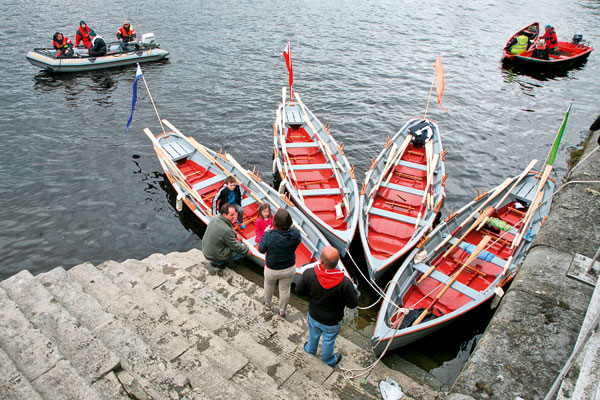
left=512, top=35, right=593, bottom=70
left=502, top=22, right=540, bottom=62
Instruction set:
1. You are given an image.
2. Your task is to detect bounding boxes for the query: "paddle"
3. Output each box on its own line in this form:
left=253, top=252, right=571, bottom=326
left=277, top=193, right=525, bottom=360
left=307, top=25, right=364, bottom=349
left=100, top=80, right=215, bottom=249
left=412, top=235, right=492, bottom=326
left=384, top=134, right=413, bottom=185
left=294, top=92, right=350, bottom=214
left=475, top=159, right=538, bottom=231
left=143, top=128, right=213, bottom=217
left=511, top=101, right=572, bottom=249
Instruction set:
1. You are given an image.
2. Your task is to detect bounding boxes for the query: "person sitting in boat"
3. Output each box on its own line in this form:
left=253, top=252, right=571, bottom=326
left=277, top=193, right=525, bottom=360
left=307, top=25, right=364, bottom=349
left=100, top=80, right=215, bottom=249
left=75, top=20, right=92, bottom=49
left=542, top=25, right=559, bottom=55
left=532, top=40, right=549, bottom=60
left=212, top=176, right=246, bottom=228
left=52, top=32, right=74, bottom=58
left=505, top=33, right=530, bottom=55
left=116, top=20, right=137, bottom=51
left=88, top=30, right=107, bottom=57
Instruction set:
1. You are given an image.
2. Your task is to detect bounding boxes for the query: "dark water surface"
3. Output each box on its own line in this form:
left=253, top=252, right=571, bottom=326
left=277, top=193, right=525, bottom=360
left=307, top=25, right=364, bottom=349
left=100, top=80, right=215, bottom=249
left=2, top=0, right=599, bottom=386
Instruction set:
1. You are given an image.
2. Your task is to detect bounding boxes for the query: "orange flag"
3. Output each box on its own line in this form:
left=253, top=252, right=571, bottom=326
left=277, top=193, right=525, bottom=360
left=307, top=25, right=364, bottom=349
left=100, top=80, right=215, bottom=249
left=434, top=55, right=448, bottom=112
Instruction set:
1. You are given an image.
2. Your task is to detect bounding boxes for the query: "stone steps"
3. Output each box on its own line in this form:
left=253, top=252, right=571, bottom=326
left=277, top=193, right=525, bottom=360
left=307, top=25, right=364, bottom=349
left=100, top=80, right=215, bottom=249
left=0, top=249, right=439, bottom=399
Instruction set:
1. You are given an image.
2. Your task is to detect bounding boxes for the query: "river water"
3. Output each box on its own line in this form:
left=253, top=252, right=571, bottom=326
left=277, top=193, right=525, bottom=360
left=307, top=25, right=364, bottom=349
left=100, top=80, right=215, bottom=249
left=1, top=0, right=599, bottom=386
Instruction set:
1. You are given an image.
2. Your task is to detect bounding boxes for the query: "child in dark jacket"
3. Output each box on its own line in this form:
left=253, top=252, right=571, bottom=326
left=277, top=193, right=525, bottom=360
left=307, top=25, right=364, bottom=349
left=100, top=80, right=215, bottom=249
left=212, top=176, right=245, bottom=228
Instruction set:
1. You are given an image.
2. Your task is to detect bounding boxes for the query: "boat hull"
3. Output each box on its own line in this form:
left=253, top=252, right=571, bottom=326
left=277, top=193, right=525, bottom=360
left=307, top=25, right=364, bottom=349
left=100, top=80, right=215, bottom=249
left=26, top=44, right=169, bottom=73
left=359, top=118, right=446, bottom=282
left=512, top=41, right=593, bottom=70
left=274, top=91, right=359, bottom=256
left=372, top=171, right=554, bottom=353
left=501, top=22, right=540, bottom=62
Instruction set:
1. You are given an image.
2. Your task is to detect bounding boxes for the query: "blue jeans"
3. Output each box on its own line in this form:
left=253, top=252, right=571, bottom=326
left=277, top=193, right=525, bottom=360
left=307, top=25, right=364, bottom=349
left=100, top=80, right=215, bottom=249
left=304, top=312, right=341, bottom=366
left=211, top=252, right=245, bottom=265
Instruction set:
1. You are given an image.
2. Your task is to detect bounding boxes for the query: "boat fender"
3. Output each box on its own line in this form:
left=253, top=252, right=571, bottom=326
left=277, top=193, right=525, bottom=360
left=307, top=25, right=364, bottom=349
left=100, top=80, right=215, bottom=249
left=176, top=192, right=185, bottom=212
left=457, top=242, right=495, bottom=262
left=413, top=249, right=428, bottom=263
left=278, top=180, right=286, bottom=194
left=490, top=287, right=505, bottom=309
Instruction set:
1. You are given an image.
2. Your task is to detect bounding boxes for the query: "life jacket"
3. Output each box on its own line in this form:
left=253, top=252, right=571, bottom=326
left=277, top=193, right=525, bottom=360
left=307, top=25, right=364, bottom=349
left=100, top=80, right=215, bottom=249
left=510, top=35, right=529, bottom=54
left=76, top=26, right=92, bottom=48
left=117, top=25, right=136, bottom=42
left=543, top=29, right=558, bottom=49
left=52, top=35, right=72, bottom=51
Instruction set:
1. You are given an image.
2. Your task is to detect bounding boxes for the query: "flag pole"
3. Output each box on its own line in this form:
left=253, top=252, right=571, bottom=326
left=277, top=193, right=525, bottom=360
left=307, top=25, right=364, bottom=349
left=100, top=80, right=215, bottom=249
left=423, top=64, right=437, bottom=119
left=137, top=63, right=166, bottom=134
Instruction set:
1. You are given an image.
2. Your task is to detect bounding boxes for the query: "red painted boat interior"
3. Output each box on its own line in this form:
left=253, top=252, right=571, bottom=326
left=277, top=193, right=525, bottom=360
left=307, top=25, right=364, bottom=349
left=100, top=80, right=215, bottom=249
left=368, top=143, right=428, bottom=259
left=284, top=125, right=348, bottom=231
left=520, top=41, right=593, bottom=60
left=175, top=158, right=316, bottom=267
left=391, top=201, right=526, bottom=323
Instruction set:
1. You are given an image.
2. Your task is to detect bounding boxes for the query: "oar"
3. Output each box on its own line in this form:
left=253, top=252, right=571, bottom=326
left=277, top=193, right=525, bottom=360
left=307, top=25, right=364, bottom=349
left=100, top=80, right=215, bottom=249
left=161, top=119, right=267, bottom=211
left=412, top=235, right=492, bottom=326
left=275, top=109, right=305, bottom=203
left=295, top=92, right=349, bottom=213
left=368, top=141, right=399, bottom=198
left=225, top=152, right=308, bottom=237
left=365, top=135, right=412, bottom=214
left=417, top=206, right=494, bottom=284
left=431, top=176, right=514, bottom=254
left=512, top=101, right=572, bottom=249
left=384, top=134, right=413, bottom=185
left=143, top=128, right=213, bottom=217
left=475, top=158, right=538, bottom=231
left=413, top=153, right=439, bottom=228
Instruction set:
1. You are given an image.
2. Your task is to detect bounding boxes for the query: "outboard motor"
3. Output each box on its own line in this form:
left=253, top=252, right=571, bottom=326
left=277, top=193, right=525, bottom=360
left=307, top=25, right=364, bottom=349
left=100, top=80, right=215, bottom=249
left=141, top=33, right=158, bottom=49
left=572, top=34, right=583, bottom=45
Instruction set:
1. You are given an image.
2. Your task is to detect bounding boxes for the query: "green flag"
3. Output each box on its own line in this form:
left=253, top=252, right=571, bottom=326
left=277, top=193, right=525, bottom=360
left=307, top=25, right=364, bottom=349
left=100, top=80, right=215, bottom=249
left=547, top=101, right=573, bottom=166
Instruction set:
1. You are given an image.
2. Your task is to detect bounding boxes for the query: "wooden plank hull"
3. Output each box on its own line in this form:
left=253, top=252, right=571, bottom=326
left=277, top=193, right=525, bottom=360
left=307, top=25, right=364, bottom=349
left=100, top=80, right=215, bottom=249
left=273, top=92, right=359, bottom=256
left=147, top=121, right=353, bottom=284
left=371, top=171, right=554, bottom=354
left=359, top=118, right=446, bottom=282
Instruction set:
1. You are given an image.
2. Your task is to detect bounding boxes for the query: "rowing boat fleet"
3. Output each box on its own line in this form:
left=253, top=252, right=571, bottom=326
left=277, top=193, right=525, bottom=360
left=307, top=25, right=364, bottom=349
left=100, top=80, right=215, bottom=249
left=136, top=45, right=570, bottom=354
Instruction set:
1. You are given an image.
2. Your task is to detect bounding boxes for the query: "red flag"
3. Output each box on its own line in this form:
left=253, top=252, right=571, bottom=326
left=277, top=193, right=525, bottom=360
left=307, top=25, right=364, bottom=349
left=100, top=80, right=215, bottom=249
left=434, top=55, right=447, bottom=112
left=283, top=41, right=293, bottom=100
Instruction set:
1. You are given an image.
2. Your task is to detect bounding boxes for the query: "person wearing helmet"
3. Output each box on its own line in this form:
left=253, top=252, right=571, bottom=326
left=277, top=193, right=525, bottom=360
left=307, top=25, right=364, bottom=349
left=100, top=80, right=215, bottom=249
left=75, top=20, right=92, bottom=48
left=541, top=25, right=559, bottom=55
left=88, top=29, right=107, bottom=57
left=116, top=20, right=137, bottom=51
left=52, top=32, right=74, bottom=58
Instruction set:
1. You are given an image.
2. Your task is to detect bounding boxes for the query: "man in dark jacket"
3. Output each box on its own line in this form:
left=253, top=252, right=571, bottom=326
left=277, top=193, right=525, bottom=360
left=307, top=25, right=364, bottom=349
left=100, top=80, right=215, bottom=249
left=202, top=203, right=250, bottom=274
left=296, top=246, right=358, bottom=366
left=88, top=30, right=107, bottom=57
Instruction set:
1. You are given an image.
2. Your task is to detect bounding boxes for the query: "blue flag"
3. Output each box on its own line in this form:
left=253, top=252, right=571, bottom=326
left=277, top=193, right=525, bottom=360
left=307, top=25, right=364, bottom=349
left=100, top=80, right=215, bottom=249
left=126, top=65, right=143, bottom=133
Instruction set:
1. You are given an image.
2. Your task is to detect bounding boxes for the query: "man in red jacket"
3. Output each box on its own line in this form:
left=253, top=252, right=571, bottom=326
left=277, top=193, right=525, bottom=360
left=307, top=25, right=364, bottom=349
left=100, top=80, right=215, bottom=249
left=542, top=25, right=559, bottom=55
left=296, top=246, right=358, bottom=366
left=117, top=20, right=137, bottom=51
left=75, top=20, right=92, bottom=48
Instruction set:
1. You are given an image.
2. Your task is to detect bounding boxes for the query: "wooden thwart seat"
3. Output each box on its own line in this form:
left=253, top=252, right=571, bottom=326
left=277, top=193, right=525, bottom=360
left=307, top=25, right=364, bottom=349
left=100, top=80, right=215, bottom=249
left=161, top=140, right=195, bottom=161
left=370, top=207, right=419, bottom=225
left=412, top=263, right=480, bottom=299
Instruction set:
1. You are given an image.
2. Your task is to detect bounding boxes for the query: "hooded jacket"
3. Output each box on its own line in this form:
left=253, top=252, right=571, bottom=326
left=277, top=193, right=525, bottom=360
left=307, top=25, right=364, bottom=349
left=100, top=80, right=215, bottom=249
left=76, top=24, right=92, bottom=48
left=258, top=226, right=301, bottom=269
left=296, top=264, right=358, bottom=325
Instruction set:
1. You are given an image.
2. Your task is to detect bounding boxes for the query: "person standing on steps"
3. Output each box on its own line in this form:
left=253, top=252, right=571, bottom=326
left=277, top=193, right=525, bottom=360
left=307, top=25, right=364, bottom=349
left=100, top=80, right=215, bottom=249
left=296, top=246, right=358, bottom=366
left=258, top=208, right=301, bottom=317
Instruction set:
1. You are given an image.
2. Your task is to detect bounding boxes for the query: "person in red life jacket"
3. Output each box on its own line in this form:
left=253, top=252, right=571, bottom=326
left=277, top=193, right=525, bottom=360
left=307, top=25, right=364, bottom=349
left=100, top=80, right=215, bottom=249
left=75, top=20, right=92, bottom=48
left=542, top=25, right=559, bottom=55
left=116, top=20, right=137, bottom=51
left=52, top=32, right=73, bottom=58
left=296, top=246, right=358, bottom=366
left=88, top=30, right=107, bottom=57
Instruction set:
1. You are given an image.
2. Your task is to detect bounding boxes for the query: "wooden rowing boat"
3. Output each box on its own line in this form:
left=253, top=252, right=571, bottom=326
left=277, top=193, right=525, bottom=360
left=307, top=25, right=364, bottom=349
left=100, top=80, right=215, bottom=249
left=359, top=118, right=446, bottom=282
left=371, top=170, right=554, bottom=354
left=501, top=22, right=540, bottom=62
left=273, top=89, right=359, bottom=256
left=145, top=119, right=353, bottom=283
